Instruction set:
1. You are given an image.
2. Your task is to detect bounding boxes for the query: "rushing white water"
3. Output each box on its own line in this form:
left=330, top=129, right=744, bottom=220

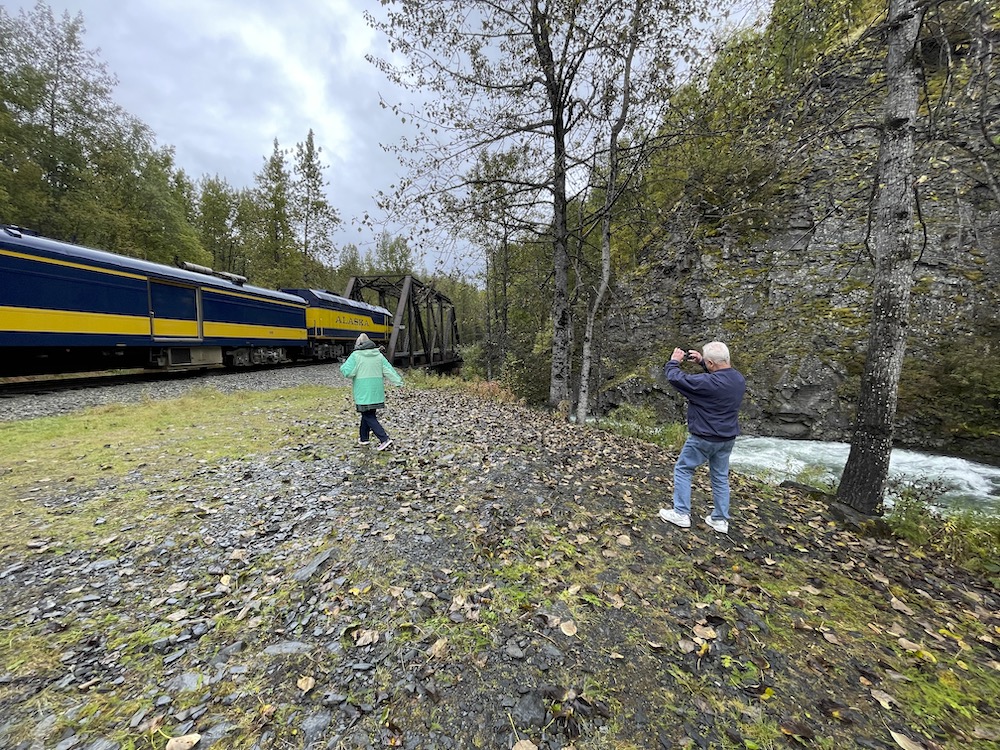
left=730, top=436, right=1000, bottom=515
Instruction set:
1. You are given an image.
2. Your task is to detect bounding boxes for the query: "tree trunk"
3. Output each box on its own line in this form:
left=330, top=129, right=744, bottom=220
left=837, top=0, right=926, bottom=515
left=575, top=202, right=613, bottom=424
left=532, top=0, right=572, bottom=410
left=577, top=2, right=640, bottom=423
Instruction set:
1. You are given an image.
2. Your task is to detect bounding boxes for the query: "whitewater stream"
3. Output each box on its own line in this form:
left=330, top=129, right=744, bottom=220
left=730, top=436, right=1000, bottom=516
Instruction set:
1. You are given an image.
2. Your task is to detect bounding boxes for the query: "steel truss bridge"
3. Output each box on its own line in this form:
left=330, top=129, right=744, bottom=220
left=344, top=275, right=462, bottom=370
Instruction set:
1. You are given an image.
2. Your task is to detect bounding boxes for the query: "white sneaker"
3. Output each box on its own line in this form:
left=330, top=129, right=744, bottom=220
left=704, top=515, right=729, bottom=534
left=358, top=439, right=371, bottom=446
left=658, top=508, right=691, bottom=528
left=376, top=439, right=393, bottom=451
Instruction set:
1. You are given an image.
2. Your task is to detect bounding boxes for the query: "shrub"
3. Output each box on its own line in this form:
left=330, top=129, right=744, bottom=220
left=885, top=481, right=1000, bottom=587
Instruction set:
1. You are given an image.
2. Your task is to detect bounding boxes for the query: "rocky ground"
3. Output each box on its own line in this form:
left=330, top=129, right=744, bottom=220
left=1, top=367, right=999, bottom=750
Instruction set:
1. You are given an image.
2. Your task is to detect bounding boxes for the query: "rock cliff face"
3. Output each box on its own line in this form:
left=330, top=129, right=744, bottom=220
left=597, top=123, right=1000, bottom=463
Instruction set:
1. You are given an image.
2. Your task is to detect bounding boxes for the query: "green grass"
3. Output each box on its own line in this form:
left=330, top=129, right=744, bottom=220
left=0, top=385, right=350, bottom=551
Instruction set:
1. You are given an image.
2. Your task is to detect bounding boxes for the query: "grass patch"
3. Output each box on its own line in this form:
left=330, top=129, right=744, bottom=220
left=0, top=385, right=351, bottom=553
left=595, top=404, right=688, bottom=452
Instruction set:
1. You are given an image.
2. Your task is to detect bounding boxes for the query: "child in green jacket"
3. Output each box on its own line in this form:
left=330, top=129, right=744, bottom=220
left=339, top=333, right=404, bottom=450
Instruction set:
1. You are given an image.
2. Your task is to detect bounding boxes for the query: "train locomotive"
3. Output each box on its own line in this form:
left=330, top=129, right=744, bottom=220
left=0, top=225, right=391, bottom=378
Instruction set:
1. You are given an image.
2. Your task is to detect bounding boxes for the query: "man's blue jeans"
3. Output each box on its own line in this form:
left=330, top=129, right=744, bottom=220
left=673, top=435, right=736, bottom=520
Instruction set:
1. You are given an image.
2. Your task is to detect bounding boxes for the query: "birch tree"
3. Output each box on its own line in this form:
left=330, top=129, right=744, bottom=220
left=366, top=0, right=704, bottom=409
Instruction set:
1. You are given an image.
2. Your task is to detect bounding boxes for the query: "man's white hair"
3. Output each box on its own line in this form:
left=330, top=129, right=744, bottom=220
left=703, top=341, right=731, bottom=364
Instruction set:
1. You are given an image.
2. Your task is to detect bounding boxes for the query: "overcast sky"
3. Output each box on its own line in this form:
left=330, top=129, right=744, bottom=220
left=39, top=0, right=422, bottom=266
left=32, top=0, right=768, bottom=278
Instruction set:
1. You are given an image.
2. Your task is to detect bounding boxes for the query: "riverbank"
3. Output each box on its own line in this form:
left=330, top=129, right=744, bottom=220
left=730, top=436, right=1000, bottom=515
left=1, top=380, right=998, bottom=749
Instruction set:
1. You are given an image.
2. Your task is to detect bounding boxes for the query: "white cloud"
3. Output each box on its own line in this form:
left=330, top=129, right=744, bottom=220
left=40, top=0, right=412, bottom=253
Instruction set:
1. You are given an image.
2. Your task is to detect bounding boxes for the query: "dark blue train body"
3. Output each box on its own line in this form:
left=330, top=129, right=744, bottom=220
left=0, top=226, right=390, bottom=377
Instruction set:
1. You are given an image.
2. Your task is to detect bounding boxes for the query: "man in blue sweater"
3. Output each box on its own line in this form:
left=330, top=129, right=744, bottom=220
left=658, top=341, right=746, bottom=534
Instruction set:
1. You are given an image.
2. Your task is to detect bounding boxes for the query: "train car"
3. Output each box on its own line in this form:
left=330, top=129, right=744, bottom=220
left=280, top=288, right=392, bottom=359
left=0, top=225, right=311, bottom=377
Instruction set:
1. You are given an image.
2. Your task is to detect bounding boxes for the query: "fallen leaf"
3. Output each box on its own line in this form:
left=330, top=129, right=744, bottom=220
left=297, top=675, right=316, bottom=693
left=512, top=741, right=537, bottom=750
left=428, top=638, right=449, bottom=659
left=353, top=629, right=380, bottom=647
left=889, top=729, right=926, bottom=750
left=165, top=735, right=201, bottom=750
left=780, top=720, right=815, bottom=740
left=693, top=624, right=717, bottom=639
left=560, top=620, right=578, bottom=636
left=871, top=689, right=898, bottom=709
left=616, top=534, right=632, bottom=546
left=891, top=597, right=915, bottom=616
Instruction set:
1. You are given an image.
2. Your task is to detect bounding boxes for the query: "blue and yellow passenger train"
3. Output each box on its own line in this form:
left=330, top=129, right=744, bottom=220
left=0, top=225, right=391, bottom=377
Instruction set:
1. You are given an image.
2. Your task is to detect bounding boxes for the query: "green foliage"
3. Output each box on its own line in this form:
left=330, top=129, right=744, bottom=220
left=372, top=231, right=416, bottom=275
left=595, top=404, right=688, bottom=452
left=457, top=342, right=487, bottom=380
left=292, top=128, right=340, bottom=267
left=886, top=484, right=1000, bottom=587
left=899, top=321, right=1000, bottom=442
left=0, top=3, right=363, bottom=295
left=500, top=349, right=551, bottom=406
left=763, top=0, right=885, bottom=83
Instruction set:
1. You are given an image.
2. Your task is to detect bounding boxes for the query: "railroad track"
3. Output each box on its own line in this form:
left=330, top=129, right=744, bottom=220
left=0, top=369, right=214, bottom=397
left=0, top=360, right=342, bottom=399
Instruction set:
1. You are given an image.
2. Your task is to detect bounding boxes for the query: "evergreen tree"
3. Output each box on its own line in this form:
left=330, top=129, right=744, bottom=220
left=292, top=129, right=340, bottom=270
left=196, top=175, right=240, bottom=272
left=372, top=232, right=415, bottom=275
left=251, top=138, right=299, bottom=287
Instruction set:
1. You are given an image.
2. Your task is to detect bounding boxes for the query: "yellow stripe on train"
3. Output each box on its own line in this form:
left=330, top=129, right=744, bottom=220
left=202, top=321, right=308, bottom=341
left=305, top=309, right=391, bottom=335
left=2, top=306, right=307, bottom=342
left=205, top=287, right=307, bottom=308
left=0, top=305, right=151, bottom=335
left=152, top=318, right=200, bottom=338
